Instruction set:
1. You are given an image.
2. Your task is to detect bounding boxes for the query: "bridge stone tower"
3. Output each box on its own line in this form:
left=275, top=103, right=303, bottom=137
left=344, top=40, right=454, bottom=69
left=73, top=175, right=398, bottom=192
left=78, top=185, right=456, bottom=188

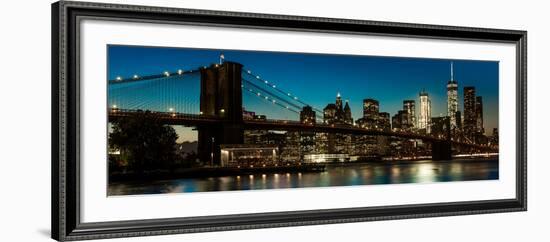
left=431, top=117, right=452, bottom=160
left=197, top=62, right=244, bottom=165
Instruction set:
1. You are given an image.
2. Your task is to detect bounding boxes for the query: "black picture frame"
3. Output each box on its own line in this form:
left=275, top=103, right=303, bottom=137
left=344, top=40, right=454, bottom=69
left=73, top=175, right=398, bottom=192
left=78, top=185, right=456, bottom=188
left=52, top=1, right=527, bottom=241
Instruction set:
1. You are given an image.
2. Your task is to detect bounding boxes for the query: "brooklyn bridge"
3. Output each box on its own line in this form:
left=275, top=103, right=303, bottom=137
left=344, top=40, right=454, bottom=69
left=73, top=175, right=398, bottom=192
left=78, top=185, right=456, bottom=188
left=108, top=61, right=497, bottom=165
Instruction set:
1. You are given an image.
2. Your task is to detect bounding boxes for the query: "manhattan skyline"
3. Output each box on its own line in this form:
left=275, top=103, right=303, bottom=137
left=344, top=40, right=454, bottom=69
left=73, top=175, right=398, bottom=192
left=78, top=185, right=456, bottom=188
left=108, top=45, right=499, bottom=136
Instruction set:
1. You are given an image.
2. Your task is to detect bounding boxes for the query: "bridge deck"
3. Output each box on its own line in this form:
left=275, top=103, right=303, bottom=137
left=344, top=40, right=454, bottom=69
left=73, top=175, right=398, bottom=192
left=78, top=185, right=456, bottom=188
left=108, top=109, right=497, bottom=151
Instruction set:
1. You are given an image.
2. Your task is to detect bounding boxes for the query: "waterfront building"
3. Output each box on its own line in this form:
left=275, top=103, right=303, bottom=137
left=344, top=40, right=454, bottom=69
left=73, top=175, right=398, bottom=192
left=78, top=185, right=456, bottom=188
left=302, top=153, right=350, bottom=163
left=300, top=132, right=316, bottom=155
left=344, top=101, right=353, bottom=125
left=354, top=98, right=380, bottom=157
left=334, top=92, right=345, bottom=124
left=357, top=98, right=379, bottom=129
left=489, top=128, right=499, bottom=147
left=242, top=110, right=266, bottom=121
left=323, top=104, right=337, bottom=124
left=322, top=93, right=353, bottom=155
left=363, top=98, right=380, bottom=119
left=476, top=96, right=484, bottom=134
left=219, top=144, right=279, bottom=167
left=324, top=92, right=351, bottom=125
left=455, top=110, right=462, bottom=131
left=447, top=62, right=459, bottom=130
left=403, top=100, right=416, bottom=129
left=352, top=134, right=379, bottom=157
left=392, top=110, right=411, bottom=131
left=335, top=92, right=343, bottom=110
left=300, top=105, right=316, bottom=125
left=314, top=132, right=329, bottom=154
left=463, top=86, right=477, bottom=143
left=244, top=129, right=269, bottom=145
left=244, top=130, right=284, bottom=146
left=418, top=90, right=432, bottom=134
left=281, top=131, right=301, bottom=162
left=378, top=112, right=391, bottom=131
left=242, top=110, right=256, bottom=120
left=299, top=106, right=317, bottom=155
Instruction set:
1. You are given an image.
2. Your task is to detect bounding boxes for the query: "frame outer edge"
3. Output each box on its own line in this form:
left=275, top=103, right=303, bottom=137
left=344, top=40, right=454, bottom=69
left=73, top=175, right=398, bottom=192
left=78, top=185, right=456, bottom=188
left=51, top=2, right=60, bottom=241
left=53, top=1, right=528, bottom=240
left=520, top=32, right=527, bottom=210
left=60, top=0, right=524, bottom=36
left=54, top=1, right=68, bottom=241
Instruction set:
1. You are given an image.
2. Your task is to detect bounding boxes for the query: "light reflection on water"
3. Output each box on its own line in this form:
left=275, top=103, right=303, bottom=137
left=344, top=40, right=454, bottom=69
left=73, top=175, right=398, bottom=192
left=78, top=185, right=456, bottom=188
left=108, top=159, right=498, bottom=196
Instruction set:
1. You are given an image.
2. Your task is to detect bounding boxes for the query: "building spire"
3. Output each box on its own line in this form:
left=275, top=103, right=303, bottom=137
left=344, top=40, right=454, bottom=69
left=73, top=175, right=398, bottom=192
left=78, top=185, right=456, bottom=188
left=451, top=61, right=454, bottom=81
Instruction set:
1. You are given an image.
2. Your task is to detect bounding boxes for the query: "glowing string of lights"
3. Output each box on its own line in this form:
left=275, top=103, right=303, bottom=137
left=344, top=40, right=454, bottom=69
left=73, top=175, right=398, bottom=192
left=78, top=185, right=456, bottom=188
left=242, top=69, right=324, bottom=114
left=109, top=67, right=202, bottom=84
left=242, top=78, right=324, bottom=120
left=242, top=83, right=301, bottom=115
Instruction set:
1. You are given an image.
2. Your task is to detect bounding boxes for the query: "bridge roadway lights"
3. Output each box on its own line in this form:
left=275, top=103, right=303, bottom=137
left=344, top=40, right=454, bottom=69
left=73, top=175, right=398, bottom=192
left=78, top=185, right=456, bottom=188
left=432, top=140, right=452, bottom=161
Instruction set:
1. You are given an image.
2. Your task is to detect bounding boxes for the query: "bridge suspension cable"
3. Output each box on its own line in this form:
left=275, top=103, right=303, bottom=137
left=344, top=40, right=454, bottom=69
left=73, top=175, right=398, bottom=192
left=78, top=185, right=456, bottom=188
left=242, top=78, right=302, bottom=110
left=108, top=64, right=327, bottom=121
left=242, top=69, right=324, bottom=114
left=242, top=77, right=324, bottom=120
left=242, top=85, right=301, bottom=115
left=109, top=67, right=202, bottom=85
left=108, top=71, right=201, bottom=114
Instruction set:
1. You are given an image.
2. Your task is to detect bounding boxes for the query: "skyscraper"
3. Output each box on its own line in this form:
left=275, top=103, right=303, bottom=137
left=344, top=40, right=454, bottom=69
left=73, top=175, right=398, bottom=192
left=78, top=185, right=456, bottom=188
left=335, top=92, right=343, bottom=110
left=454, top=110, right=462, bottom=131
left=403, top=100, right=416, bottom=129
left=299, top=106, right=316, bottom=155
left=343, top=100, right=353, bottom=125
left=447, top=62, right=459, bottom=130
left=357, top=98, right=379, bottom=129
left=392, top=110, right=410, bottom=131
left=300, top=105, right=316, bottom=125
left=490, top=128, right=499, bottom=147
left=323, top=93, right=351, bottom=125
left=378, top=112, right=391, bottom=131
left=418, top=89, right=432, bottom=133
left=355, top=98, right=379, bottom=157
left=323, top=104, right=337, bottom=124
left=476, top=96, right=484, bottom=134
left=463, top=86, right=477, bottom=142
left=363, top=99, right=379, bottom=118
left=323, top=93, right=353, bottom=154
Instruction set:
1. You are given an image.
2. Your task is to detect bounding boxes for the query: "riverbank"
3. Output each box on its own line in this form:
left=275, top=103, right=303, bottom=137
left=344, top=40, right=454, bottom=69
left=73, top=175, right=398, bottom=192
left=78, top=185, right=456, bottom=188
left=109, top=163, right=326, bottom=182
left=109, top=156, right=498, bottom=183
left=324, top=155, right=499, bottom=167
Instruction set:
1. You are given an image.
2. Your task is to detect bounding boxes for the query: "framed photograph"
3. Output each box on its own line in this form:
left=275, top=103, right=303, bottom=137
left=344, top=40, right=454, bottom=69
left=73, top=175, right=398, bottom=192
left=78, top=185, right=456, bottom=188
left=52, top=1, right=527, bottom=241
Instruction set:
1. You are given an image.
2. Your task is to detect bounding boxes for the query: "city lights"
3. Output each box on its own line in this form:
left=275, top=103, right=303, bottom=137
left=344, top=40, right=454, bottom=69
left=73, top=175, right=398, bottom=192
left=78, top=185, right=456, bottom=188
left=106, top=46, right=500, bottom=196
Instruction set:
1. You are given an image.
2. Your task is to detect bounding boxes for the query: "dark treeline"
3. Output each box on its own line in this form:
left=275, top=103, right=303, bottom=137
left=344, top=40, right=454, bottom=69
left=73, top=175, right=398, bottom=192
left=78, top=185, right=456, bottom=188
left=108, top=110, right=198, bottom=175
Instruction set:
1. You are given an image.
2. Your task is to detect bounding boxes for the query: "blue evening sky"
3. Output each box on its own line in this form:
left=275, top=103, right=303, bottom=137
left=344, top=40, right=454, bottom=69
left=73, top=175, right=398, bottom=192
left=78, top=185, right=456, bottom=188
left=108, top=45, right=499, bottom=137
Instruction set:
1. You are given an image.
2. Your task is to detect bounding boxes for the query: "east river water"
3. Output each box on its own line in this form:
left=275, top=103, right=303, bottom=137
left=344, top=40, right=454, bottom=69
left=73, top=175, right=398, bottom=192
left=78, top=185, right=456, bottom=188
left=108, top=158, right=498, bottom=196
